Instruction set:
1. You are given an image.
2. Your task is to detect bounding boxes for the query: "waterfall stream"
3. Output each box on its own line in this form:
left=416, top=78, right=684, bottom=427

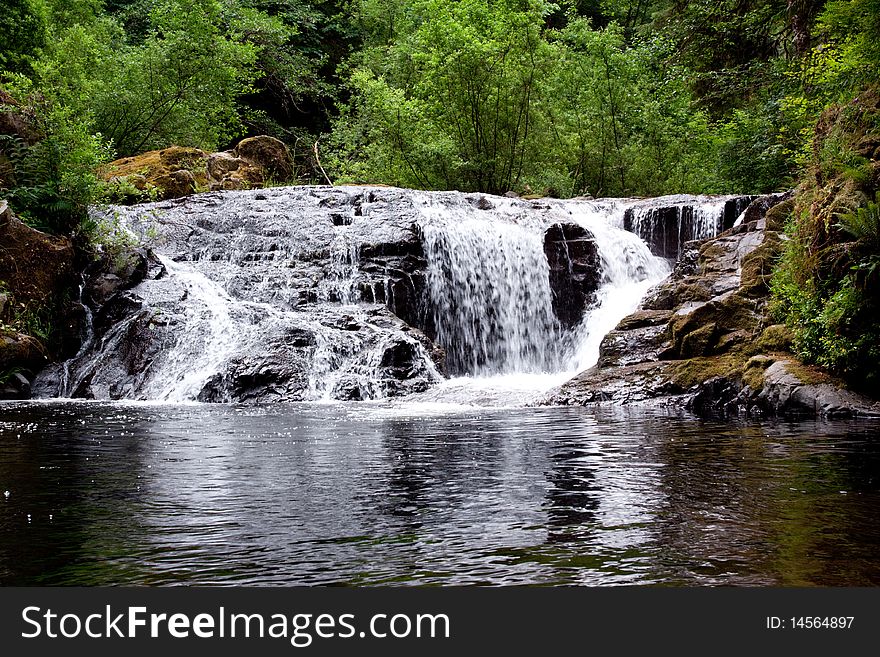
left=36, top=186, right=748, bottom=405
left=422, top=218, right=563, bottom=376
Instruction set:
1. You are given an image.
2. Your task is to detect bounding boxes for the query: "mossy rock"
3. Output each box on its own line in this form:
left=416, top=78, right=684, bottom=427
left=152, top=169, right=197, bottom=199
left=669, top=292, right=761, bottom=358
left=642, top=280, right=712, bottom=310
left=615, top=309, right=673, bottom=331
left=679, top=322, right=717, bottom=358
left=0, top=332, right=46, bottom=373
left=234, top=136, right=293, bottom=181
left=740, top=231, right=785, bottom=296
left=756, top=324, right=793, bottom=352
left=764, top=197, right=795, bottom=232
left=669, top=352, right=746, bottom=389
left=100, top=136, right=293, bottom=202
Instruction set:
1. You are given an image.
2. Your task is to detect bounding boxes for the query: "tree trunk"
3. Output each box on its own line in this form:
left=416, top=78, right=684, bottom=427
left=788, top=0, right=815, bottom=57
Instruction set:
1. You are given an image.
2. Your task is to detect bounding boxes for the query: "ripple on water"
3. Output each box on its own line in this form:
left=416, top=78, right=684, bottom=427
left=1, top=401, right=879, bottom=586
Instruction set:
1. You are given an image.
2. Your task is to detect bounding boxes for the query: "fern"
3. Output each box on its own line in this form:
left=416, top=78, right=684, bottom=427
left=836, top=193, right=880, bottom=291
left=837, top=193, right=880, bottom=248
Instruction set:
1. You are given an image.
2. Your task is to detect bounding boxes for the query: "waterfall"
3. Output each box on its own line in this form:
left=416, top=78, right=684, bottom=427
left=142, top=256, right=240, bottom=401
left=418, top=196, right=669, bottom=380
left=317, top=230, right=361, bottom=305
left=35, top=186, right=752, bottom=405
left=422, top=218, right=563, bottom=376
left=567, top=206, right=671, bottom=370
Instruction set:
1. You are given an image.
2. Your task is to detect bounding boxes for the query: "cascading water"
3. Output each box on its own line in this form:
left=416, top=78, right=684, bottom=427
left=422, top=218, right=563, bottom=376
left=408, top=195, right=671, bottom=405
left=566, top=206, right=671, bottom=370
left=142, top=256, right=239, bottom=401
left=35, top=185, right=751, bottom=406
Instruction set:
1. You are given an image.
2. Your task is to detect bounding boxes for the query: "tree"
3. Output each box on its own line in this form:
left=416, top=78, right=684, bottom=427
left=0, top=0, right=49, bottom=76
left=333, top=0, right=558, bottom=194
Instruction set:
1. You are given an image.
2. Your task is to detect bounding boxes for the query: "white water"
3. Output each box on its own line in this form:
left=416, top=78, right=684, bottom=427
left=627, top=196, right=730, bottom=256
left=422, top=217, right=563, bottom=376
left=567, top=204, right=671, bottom=371
left=144, top=256, right=240, bottom=401
left=317, top=232, right=361, bottom=305
left=414, top=197, right=671, bottom=405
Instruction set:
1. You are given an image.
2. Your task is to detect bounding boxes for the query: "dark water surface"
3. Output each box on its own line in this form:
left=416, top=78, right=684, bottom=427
left=1, top=401, right=878, bottom=586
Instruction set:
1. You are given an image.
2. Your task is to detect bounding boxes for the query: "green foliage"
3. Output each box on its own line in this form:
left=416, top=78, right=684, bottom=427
left=546, top=22, right=717, bottom=196
left=837, top=194, right=880, bottom=289
left=772, top=264, right=880, bottom=388
left=34, top=0, right=263, bottom=156
left=331, top=0, right=557, bottom=194
left=812, top=0, right=880, bottom=97
left=0, top=87, right=111, bottom=235
left=0, top=0, right=49, bottom=76
left=713, top=101, right=794, bottom=193
left=330, top=2, right=721, bottom=197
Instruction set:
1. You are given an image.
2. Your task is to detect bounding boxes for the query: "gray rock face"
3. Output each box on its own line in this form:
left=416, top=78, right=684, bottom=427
left=35, top=186, right=616, bottom=402
left=756, top=361, right=880, bottom=418
left=543, top=223, right=602, bottom=329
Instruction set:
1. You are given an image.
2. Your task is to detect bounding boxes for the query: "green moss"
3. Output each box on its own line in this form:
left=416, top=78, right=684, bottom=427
left=770, top=87, right=880, bottom=394
left=764, top=198, right=795, bottom=232
left=784, top=361, right=839, bottom=387
left=756, top=324, right=794, bottom=352
left=669, top=352, right=746, bottom=389
left=740, top=232, right=785, bottom=296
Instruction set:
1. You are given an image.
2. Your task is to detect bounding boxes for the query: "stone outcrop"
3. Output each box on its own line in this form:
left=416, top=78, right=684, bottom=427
left=543, top=223, right=602, bottom=329
left=542, top=192, right=880, bottom=418
left=101, top=135, right=294, bottom=201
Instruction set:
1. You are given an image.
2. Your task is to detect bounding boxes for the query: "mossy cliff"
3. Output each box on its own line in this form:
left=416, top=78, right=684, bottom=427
left=770, top=87, right=880, bottom=393
left=0, top=201, right=80, bottom=398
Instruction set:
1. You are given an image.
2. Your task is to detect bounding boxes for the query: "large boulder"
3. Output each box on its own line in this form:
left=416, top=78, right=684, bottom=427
left=0, top=201, right=75, bottom=306
left=233, top=136, right=293, bottom=182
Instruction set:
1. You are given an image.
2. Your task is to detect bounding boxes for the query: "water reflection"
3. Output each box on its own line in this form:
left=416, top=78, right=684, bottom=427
left=0, top=401, right=879, bottom=586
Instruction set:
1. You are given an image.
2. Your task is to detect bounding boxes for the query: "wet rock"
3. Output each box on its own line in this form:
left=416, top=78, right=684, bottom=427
left=623, top=195, right=755, bottom=259
left=755, top=360, right=880, bottom=417
left=543, top=222, right=602, bottom=329
left=35, top=186, right=446, bottom=402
